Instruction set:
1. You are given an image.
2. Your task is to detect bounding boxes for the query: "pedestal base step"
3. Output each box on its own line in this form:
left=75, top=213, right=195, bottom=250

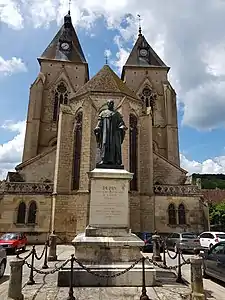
left=58, top=263, right=156, bottom=287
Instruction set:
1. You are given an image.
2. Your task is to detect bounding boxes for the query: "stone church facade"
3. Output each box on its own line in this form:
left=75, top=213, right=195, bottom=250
left=0, top=12, right=209, bottom=243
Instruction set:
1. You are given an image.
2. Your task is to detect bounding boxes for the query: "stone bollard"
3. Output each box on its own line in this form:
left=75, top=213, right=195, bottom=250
left=152, top=232, right=162, bottom=262
left=190, top=252, right=206, bottom=300
left=48, top=232, right=58, bottom=262
left=8, top=258, right=24, bottom=300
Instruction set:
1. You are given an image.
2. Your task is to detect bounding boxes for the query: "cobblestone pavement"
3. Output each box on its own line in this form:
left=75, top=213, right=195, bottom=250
left=0, top=245, right=223, bottom=299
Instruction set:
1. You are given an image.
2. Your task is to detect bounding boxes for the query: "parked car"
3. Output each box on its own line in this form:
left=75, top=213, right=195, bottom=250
left=199, top=231, right=225, bottom=249
left=166, top=232, right=201, bottom=252
left=0, top=233, right=27, bottom=253
left=133, top=232, right=153, bottom=252
left=201, top=241, right=225, bottom=282
left=0, top=246, right=7, bottom=278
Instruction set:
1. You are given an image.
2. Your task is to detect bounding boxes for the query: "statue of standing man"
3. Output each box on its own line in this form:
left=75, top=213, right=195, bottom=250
left=94, top=100, right=127, bottom=169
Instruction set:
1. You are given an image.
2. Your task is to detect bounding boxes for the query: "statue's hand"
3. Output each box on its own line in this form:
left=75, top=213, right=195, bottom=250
left=94, top=127, right=100, bottom=135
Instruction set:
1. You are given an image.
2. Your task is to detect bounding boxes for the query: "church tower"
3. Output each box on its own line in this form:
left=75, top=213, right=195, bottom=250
left=121, top=27, right=180, bottom=166
left=22, top=11, right=89, bottom=162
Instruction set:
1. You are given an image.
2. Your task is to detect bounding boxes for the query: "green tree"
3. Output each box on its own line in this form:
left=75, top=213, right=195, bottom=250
left=209, top=202, right=225, bottom=230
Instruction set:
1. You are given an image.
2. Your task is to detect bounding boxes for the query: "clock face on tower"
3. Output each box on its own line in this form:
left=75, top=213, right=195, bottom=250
left=61, top=42, right=70, bottom=51
left=140, top=49, right=148, bottom=57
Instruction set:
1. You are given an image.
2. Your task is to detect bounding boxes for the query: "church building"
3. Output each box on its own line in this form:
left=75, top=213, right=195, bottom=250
left=0, top=12, right=209, bottom=243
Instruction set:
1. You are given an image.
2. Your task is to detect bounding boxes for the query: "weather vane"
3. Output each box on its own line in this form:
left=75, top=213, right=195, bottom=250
left=69, top=0, right=72, bottom=13
left=105, top=52, right=108, bottom=65
left=137, top=14, right=142, bottom=36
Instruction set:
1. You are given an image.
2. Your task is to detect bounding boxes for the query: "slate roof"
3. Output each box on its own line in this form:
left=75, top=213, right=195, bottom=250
left=75, top=65, right=137, bottom=98
left=124, top=33, right=168, bottom=68
left=39, top=12, right=86, bottom=64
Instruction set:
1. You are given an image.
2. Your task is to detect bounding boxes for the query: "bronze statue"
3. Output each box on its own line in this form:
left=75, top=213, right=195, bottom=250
left=94, top=100, right=127, bottom=168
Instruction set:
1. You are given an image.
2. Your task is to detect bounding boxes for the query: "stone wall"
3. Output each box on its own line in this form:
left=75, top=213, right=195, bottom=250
left=0, top=194, right=52, bottom=243
left=154, top=195, right=206, bottom=234
left=18, top=148, right=56, bottom=183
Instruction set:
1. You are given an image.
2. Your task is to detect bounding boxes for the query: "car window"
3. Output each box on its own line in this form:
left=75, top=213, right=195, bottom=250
left=182, top=233, right=197, bottom=239
left=211, top=244, right=225, bottom=255
left=1, top=233, right=18, bottom=240
left=216, top=234, right=225, bottom=239
left=173, top=233, right=180, bottom=238
left=202, top=233, right=213, bottom=239
left=199, top=233, right=207, bottom=238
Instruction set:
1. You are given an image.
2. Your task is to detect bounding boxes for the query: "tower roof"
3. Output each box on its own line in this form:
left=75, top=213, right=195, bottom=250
left=124, top=33, right=168, bottom=68
left=39, top=12, right=87, bottom=64
left=75, top=65, right=137, bottom=98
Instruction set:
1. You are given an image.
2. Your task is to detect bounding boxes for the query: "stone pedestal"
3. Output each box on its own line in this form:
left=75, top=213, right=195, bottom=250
left=8, top=258, right=24, bottom=300
left=48, top=233, right=57, bottom=262
left=190, top=256, right=206, bottom=300
left=58, top=168, right=156, bottom=287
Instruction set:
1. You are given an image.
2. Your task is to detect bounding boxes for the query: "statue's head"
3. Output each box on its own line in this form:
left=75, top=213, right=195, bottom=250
left=107, top=100, right=114, bottom=110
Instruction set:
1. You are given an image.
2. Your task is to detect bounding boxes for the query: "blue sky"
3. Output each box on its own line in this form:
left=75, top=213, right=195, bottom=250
left=1, top=0, right=225, bottom=178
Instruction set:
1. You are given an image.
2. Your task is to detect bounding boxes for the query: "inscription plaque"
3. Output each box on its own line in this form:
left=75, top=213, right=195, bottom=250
left=89, top=179, right=129, bottom=228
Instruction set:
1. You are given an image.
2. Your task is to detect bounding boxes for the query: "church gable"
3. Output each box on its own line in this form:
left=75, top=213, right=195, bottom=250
left=75, top=65, right=137, bottom=99
left=16, top=147, right=56, bottom=183
left=153, top=152, right=187, bottom=185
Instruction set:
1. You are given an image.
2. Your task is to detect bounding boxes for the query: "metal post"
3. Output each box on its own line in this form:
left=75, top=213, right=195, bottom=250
left=67, top=254, right=75, bottom=300
left=162, top=240, right=166, bottom=266
left=42, top=242, right=49, bottom=269
left=27, top=245, right=35, bottom=285
left=140, top=257, right=150, bottom=300
left=8, top=258, right=24, bottom=300
left=176, top=247, right=184, bottom=284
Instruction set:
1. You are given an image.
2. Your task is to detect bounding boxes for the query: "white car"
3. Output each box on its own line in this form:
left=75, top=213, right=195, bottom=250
left=0, top=245, right=7, bottom=278
left=199, top=231, right=225, bottom=249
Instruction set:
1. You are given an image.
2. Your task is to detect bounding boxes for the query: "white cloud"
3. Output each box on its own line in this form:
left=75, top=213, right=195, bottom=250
left=1, top=1, right=225, bottom=130
left=112, top=35, right=130, bottom=73
left=0, top=0, right=23, bottom=29
left=0, top=121, right=25, bottom=180
left=0, top=57, right=27, bottom=77
left=180, top=154, right=225, bottom=175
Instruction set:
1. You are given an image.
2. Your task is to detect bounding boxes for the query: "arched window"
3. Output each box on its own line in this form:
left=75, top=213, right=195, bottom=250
left=27, top=201, right=37, bottom=224
left=129, top=114, right=138, bottom=191
left=178, top=203, right=186, bottom=225
left=17, top=202, right=26, bottom=224
left=140, top=87, right=156, bottom=125
left=53, top=82, right=69, bottom=121
left=141, top=87, right=152, bottom=108
left=72, top=112, right=83, bottom=190
left=168, top=203, right=176, bottom=225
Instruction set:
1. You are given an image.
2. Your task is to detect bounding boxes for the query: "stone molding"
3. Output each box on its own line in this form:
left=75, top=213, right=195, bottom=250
left=154, top=184, right=201, bottom=196
left=0, top=182, right=53, bottom=194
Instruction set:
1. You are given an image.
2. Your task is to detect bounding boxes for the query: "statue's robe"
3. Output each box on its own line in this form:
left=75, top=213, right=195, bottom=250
left=96, top=109, right=125, bottom=166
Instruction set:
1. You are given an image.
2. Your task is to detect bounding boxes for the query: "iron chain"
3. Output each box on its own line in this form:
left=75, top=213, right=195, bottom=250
left=25, top=259, right=70, bottom=275
left=74, top=257, right=142, bottom=278
left=17, top=249, right=33, bottom=261
left=34, top=245, right=46, bottom=261
left=146, top=256, right=190, bottom=270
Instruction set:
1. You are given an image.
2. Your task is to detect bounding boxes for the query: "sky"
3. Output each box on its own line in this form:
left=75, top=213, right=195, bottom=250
left=1, top=0, right=225, bottom=179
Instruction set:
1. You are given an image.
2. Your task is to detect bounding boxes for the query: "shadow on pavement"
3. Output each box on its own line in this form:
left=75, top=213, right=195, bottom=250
left=0, top=275, right=9, bottom=284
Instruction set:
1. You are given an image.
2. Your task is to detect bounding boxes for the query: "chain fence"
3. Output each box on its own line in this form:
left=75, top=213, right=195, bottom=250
left=9, top=234, right=199, bottom=300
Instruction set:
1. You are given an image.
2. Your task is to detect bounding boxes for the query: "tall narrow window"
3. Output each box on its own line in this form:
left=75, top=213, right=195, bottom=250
left=140, top=87, right=156, bottom=125
left=53, top=82, right=68, bottom=121
left=168, top=203, right=176, bottom=225
left=17, top=202, right=26, bottom=224
left=27, top=201, right=37, bottom=224
left=178, top=203, right=186, bottom=225
left=72, top=112, right=83, bottom=190
left=129, top=114, right=138, bottom=191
